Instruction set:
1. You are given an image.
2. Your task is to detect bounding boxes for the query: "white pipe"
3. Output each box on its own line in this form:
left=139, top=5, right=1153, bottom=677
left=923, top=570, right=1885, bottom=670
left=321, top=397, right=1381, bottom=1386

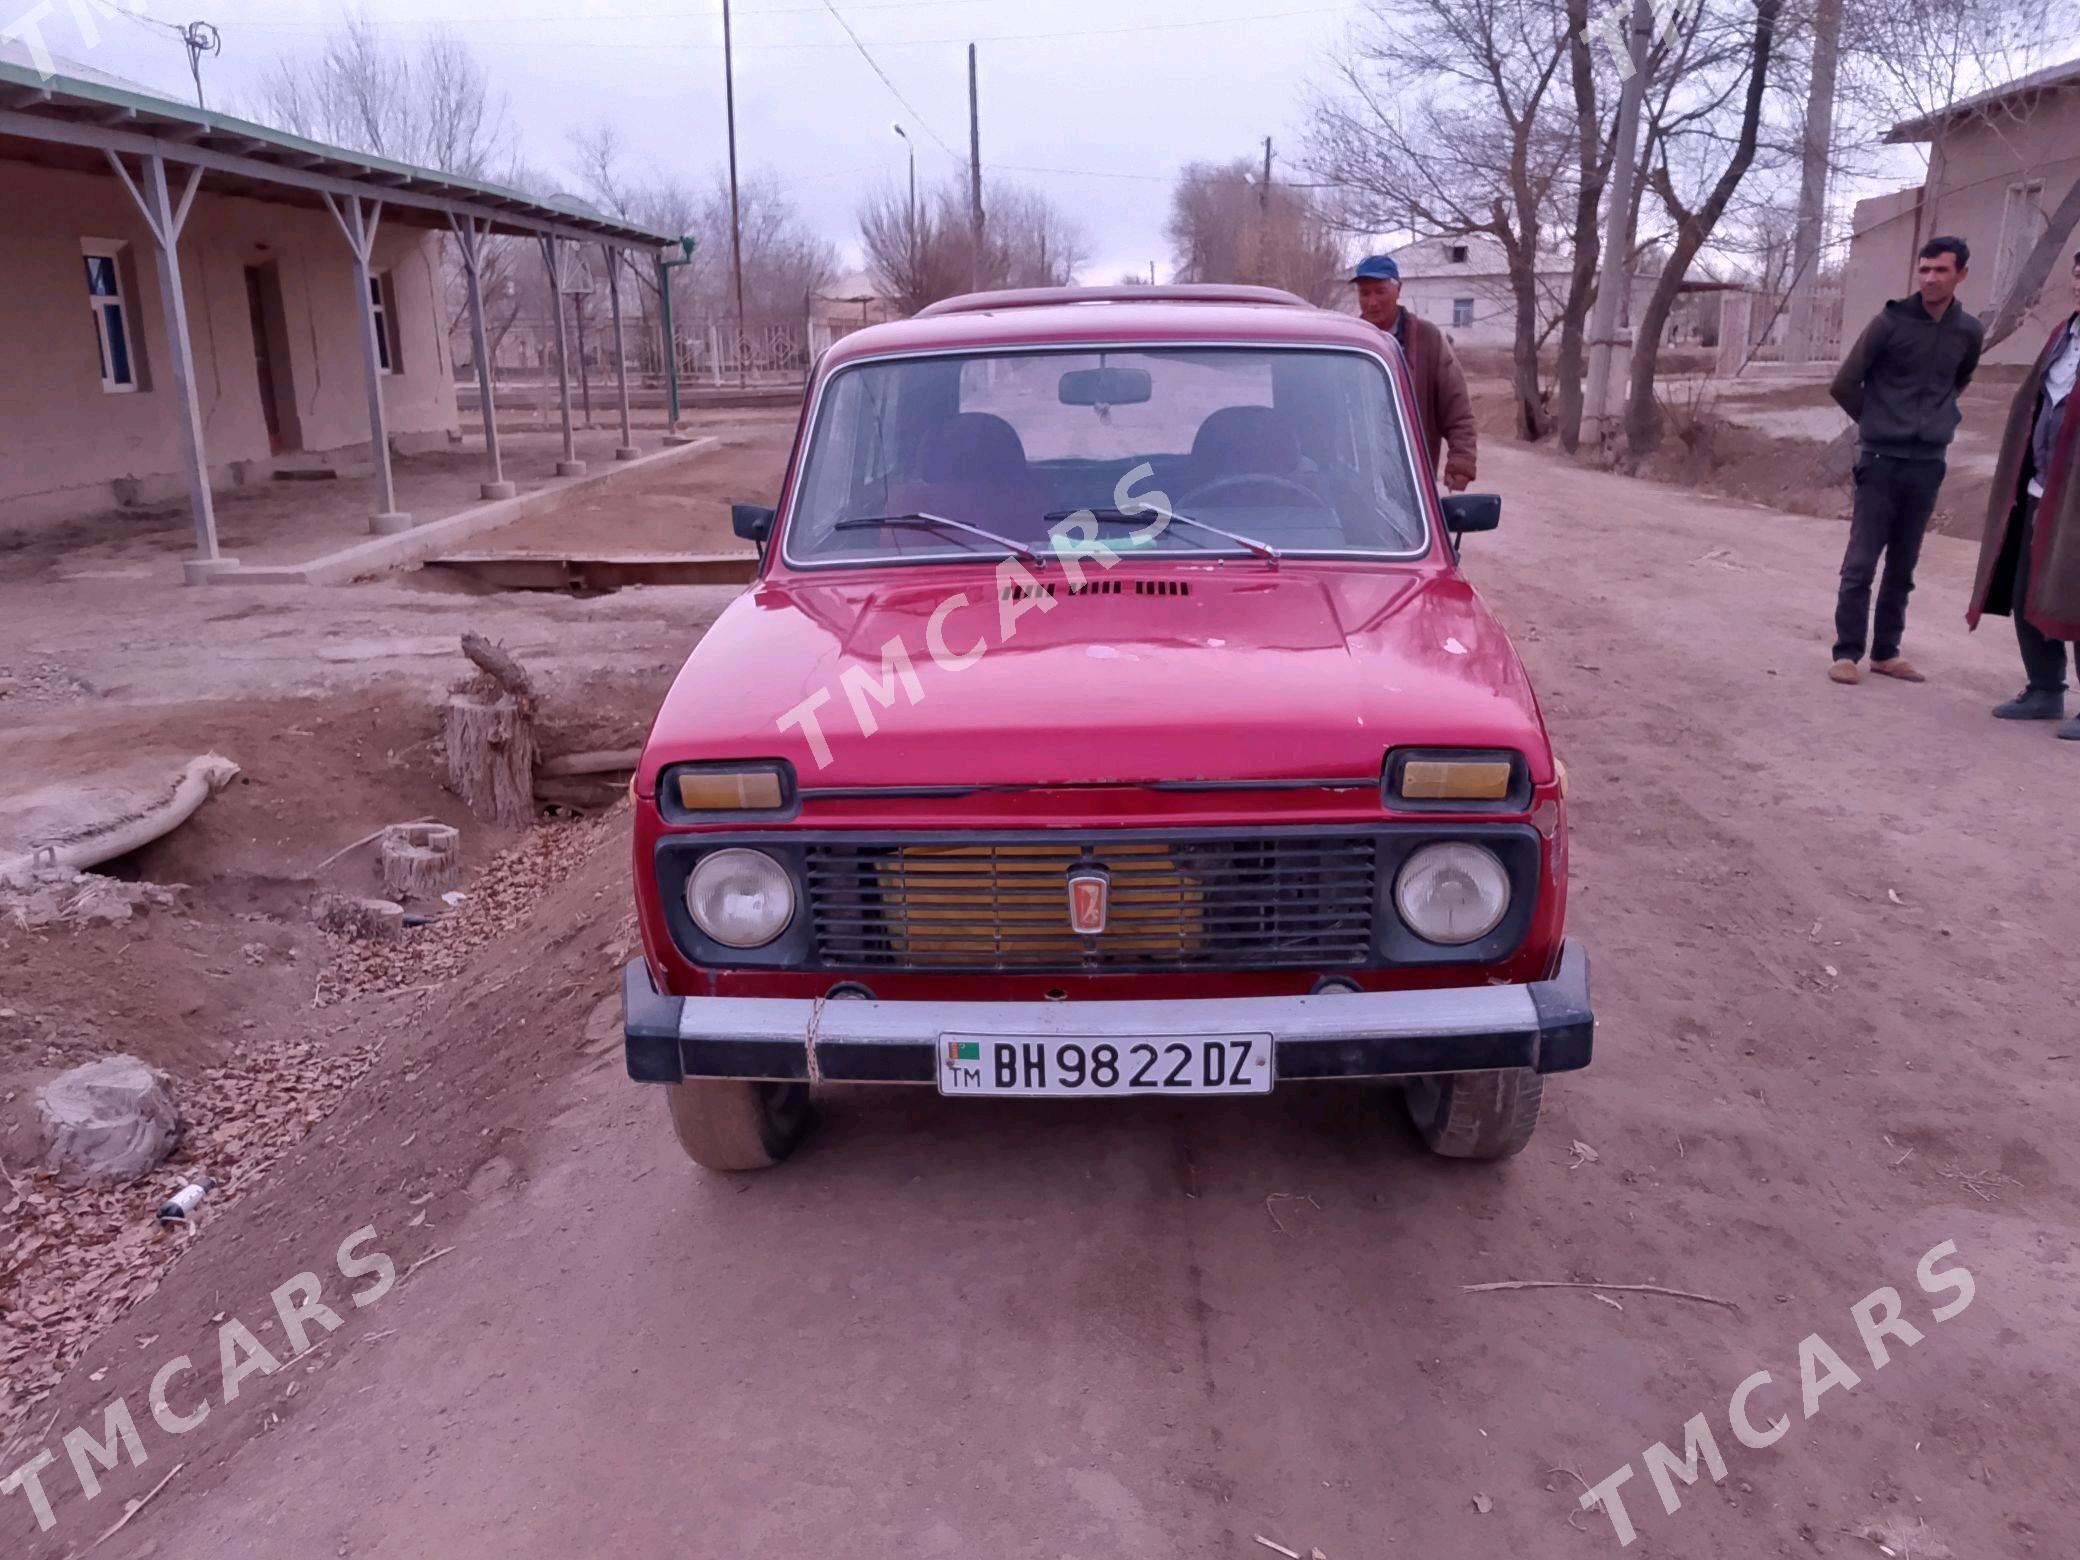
left=1, top=755, right=240, bottom=888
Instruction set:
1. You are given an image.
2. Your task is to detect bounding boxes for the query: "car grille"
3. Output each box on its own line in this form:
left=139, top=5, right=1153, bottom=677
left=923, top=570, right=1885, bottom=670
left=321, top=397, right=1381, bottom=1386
left=802, top=835, right=1378, bottom=971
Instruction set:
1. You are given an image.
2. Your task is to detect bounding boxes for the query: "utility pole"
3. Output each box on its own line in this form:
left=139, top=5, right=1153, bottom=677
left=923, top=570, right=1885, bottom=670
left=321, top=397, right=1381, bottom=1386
left=1582, top=0, right=1654, bottom=447
left=968, top=43, right=984, bottom=293
left=893, top=124, right=917, bottom=298
left=1259, top=135, right=1274, bottom=286
left=723, top=0, right=748, bottom=388
left=1787, top=0, right=1844, bottom=363
left=180, top=21, right=221, bottom=110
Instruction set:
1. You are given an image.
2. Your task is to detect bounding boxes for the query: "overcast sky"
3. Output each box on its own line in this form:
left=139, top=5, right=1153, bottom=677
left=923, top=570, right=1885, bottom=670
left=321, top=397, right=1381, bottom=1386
left=44, top=0, right=1372, bottom=281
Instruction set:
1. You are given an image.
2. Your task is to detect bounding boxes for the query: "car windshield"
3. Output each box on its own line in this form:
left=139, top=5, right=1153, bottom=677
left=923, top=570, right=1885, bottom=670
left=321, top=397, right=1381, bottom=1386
left=783, top=346, right=1426, bottom=566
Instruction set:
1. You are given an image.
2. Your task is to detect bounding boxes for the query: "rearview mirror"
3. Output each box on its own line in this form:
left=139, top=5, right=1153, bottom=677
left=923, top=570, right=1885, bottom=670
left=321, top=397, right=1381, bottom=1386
left=1059, top=367, right=1152, bottom=407
left=1440, top=493, right=1501, bottom=534
left=732, top=503, right=776, bottom=545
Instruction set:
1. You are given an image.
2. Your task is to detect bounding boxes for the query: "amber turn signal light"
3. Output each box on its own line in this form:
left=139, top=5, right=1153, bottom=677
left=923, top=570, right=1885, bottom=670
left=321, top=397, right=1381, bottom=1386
left=675, top=769, right=786, bottom=811
left=1399, top=759, right=1514, bottom=802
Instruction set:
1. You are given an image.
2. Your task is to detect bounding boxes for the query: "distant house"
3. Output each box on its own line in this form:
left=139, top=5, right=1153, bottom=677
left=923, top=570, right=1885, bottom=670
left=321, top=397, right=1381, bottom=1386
left=812, top=271, right=900, bottom=335
left=0, top=48, right=667, bottom=575
left=1335, top=235, right=1673, bottom=353
left=1378, top=234, right=1551, bottom=347
left=1842, top=58, right=2080, bottom=365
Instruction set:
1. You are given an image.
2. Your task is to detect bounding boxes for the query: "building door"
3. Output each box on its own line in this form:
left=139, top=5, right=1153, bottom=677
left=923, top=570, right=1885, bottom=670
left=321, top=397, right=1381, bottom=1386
left=244, top=264, right=299, bottom=454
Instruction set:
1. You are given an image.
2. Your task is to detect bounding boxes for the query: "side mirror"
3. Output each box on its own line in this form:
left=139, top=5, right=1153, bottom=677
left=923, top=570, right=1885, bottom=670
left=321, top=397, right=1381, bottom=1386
left=732, top=503, right=776, bottom=547
left=1440, top=493, right=1501, bottom=534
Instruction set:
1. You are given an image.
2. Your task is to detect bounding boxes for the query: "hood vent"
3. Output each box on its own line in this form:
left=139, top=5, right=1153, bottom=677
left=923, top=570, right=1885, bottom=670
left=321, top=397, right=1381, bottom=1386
left=997, top=578, right=1190, bottom=602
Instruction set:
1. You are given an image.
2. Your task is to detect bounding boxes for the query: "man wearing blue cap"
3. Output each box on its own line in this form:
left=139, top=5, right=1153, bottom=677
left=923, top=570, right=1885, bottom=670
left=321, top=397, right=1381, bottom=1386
left=1352, top=255, right=1478, bottom=491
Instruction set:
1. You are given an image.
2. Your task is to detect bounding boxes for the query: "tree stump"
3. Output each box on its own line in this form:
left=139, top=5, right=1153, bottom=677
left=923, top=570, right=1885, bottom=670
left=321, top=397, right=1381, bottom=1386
left=446, top=632, right=538, bottom=829
left=380, top=823, right=461, bottom=901
left=444, top=693, right=537, bottom=827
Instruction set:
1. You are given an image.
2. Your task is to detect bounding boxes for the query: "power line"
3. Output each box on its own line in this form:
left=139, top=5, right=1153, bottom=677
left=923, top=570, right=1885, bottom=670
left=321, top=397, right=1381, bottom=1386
left=228, top=4, right=1351, bottom=52
left=819, top=0, right=963, bottom=159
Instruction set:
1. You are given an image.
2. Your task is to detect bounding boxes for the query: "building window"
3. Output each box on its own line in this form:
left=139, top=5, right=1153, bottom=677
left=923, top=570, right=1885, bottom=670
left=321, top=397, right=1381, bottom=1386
left=369, top=272, right=401, bottom=373
left=1994, top=180, right=2047, bottom=303
left=1452, top=297, right=1475, bottom=328
left=83, top=241, right=138, bottom=393
left=1447, top=243, right=1469, bottom=264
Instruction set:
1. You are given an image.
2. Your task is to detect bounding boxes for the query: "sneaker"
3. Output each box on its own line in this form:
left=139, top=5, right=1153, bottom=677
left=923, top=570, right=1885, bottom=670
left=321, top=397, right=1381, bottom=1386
left=1869, top=658, right=1926, bottom=682
left=1829, top=659, right=1862, bottom=685
left=2060, top=714, right=2080, bottom=741
left=1992, top=688, right=2066, bottom=721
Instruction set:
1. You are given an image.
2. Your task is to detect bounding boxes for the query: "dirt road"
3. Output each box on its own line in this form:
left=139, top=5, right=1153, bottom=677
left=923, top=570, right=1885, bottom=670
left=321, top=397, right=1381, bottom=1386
left=6, top=429, right=2076, bottom=1559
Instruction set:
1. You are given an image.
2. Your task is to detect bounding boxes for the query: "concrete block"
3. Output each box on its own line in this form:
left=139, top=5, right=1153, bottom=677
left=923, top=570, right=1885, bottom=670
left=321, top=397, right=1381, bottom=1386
left=182, top=556, right=244, bottom=585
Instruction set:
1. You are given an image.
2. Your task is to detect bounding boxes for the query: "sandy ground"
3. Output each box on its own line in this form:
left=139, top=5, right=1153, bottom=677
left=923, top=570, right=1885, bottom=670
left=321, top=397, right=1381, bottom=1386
left=4, top=415, right=2078, bottom=1559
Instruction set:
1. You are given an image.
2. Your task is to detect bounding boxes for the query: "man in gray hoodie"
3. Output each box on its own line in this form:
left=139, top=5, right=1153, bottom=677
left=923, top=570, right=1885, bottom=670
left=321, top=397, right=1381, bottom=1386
left=1827, top=236, right=1985, bottom=685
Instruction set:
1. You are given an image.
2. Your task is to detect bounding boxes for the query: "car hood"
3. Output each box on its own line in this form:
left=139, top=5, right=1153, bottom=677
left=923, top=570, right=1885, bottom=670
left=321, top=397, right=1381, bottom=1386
left=641, top=565, right=1550, bottom=791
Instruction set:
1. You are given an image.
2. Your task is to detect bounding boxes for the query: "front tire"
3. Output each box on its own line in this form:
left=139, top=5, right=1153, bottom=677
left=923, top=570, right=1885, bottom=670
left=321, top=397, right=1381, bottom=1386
left=663, top=1079, right=809, bottom=1171
left=1403, top=1068, right=1544, bottom=1160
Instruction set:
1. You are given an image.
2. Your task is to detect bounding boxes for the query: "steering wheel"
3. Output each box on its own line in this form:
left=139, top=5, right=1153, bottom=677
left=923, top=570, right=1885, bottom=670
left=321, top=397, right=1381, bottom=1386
left=1177, top=473, right=1329, bottom=511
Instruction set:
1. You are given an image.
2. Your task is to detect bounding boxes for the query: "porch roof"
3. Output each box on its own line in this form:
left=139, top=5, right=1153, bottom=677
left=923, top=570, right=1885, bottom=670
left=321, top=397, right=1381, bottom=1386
left=0, top=57, right=674, bottom=248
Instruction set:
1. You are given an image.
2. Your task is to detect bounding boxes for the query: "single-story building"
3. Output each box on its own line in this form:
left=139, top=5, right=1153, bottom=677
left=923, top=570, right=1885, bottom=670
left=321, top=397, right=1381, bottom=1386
left=1339, top=234, right=1666, bottom=353
left=0, top=50, right=671, bottom=578
left=1843, top=58, right=2080, bottom=366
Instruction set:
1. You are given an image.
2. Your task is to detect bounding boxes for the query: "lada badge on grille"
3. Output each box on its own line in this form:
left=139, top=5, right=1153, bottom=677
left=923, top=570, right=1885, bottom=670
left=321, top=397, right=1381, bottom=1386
left=1067, top=866, right=1111, bottom=936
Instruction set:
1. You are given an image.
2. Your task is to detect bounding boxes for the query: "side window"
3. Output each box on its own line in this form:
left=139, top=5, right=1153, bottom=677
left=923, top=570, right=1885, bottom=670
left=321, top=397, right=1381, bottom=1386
left=369, top=272, right=401, bottom=373
left=83, top=241, right=139, bottom=394
left=1452, top=297, right=1475, bottom=329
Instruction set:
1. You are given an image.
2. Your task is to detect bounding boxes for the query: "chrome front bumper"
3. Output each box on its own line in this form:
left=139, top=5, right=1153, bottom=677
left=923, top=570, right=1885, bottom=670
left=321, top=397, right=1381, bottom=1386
left=623, top=941, right=1593, bottom=1085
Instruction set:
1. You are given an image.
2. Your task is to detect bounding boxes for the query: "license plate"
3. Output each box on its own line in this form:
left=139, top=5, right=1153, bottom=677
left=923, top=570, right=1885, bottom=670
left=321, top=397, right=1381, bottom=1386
left=936, top=1034, right=1273, bottom=1097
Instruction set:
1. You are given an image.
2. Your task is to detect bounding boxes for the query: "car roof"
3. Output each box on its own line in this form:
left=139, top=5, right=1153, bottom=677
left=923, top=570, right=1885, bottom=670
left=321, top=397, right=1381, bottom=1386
left=819, top=291, right=1397, bottom=370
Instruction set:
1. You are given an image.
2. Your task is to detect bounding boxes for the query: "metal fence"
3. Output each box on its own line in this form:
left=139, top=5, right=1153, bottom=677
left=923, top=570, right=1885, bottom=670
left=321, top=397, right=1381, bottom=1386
left=1714, top=284, right=1844, bottom=372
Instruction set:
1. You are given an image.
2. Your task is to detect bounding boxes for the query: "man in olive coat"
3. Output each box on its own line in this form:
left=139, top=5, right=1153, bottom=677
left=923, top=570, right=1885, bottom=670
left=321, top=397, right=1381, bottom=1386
left=1969, top=249, right=2080, bottom=741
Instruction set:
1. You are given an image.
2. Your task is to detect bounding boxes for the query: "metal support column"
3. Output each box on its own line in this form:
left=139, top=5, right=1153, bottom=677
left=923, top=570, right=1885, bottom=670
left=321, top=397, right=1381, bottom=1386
left=658, top=239, right=696, bottom=446
left=105, top=149, right=235, bottom=583
left=539, top=236, right=584, bottom=477
left=448, top=214, right=516, bottom=501
left=605, top=244, right=638, bottom=460
left=321, top=191, right=411, bottom=532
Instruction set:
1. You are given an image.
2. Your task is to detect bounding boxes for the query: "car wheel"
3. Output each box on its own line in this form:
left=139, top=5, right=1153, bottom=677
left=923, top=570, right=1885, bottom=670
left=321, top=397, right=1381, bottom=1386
left=663, top=1079, right=810, bottom=1171
left=1403, top=1068, right=1544, bottom=1160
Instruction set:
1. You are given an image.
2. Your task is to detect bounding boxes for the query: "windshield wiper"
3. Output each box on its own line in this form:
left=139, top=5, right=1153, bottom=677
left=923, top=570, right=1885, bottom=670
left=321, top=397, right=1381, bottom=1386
left=1046, top=507, right=1281, bottom=568
left=834, top=512, right=1042, bottom=567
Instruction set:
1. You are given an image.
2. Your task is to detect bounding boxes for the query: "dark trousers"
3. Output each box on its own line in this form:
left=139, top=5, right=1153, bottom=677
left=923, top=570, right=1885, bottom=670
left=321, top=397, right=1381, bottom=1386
left=2011, top=493, right=2076, bottom=692
left=1834, top=452, right=1947, bottom=663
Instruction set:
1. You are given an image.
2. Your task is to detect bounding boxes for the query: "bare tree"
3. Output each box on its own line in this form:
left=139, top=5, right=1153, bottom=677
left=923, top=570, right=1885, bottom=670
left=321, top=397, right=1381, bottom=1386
left=860, top=176, right=1088, bottom=313
left=1307, top=0, right=1576, bottom=440
left=252, top=13, right=509, bottom=177
left=1624, top=0, right=1787, bottom=459
left=992, top=185, right=1092, bottom=289
left=1165, top=159, right=1346, bottom=305
left=1552, top=0, right=1624, bottom=452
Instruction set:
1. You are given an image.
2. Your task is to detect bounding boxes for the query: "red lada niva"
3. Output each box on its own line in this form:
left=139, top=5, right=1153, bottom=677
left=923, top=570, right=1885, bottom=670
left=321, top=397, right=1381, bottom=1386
left=622, top=284, right=1591, bottom=1170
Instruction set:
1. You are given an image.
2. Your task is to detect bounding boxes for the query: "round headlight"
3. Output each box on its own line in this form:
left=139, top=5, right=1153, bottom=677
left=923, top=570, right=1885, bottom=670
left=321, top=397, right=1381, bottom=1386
left=1394, top=843, right=1510, bottom=946
left=686, top=849, right=795, bottom=948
